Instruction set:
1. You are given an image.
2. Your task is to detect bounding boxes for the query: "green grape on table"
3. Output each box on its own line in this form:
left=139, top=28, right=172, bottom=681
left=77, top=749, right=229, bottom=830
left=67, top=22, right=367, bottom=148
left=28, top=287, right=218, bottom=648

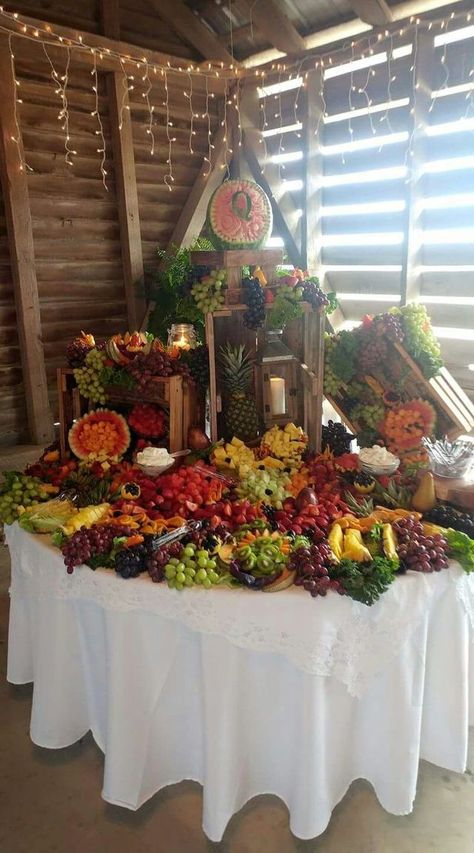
left=0, top=472, right=47, bottom=525
left=164, top=542, right=222, bottom=591
left=191, top=268, right=226, bottom=314
left=73, top=348, right=108, bottom=404
left=236, top=469, right=291, bottom=509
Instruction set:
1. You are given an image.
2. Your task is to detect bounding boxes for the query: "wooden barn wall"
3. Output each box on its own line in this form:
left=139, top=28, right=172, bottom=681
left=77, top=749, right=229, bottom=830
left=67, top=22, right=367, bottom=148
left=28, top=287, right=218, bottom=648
left=0, top=183, right=29, bottom=443
left=0, top=4, right=221, bottom=444
left=131, top=78, right=221, bottom=267
left=13, top=41, right=128, bottom=425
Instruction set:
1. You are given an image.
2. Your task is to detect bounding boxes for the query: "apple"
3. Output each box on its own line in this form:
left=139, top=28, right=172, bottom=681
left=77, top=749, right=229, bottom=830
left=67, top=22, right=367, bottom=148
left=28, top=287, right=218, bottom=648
left=295, top=487, right=318, bottom=514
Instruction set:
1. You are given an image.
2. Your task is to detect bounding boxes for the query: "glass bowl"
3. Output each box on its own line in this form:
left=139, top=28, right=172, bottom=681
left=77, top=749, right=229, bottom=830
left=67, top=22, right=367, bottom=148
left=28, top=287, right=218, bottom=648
left=422, top=437, right=474, bottom=479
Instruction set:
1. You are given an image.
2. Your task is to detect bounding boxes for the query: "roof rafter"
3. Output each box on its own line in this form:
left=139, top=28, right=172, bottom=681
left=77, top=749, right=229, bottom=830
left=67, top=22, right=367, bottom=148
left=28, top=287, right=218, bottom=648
left=348, top=0, right=393, bottom=26
left=147, top=0, right=240, bottom=65
left=240, top=0, right=306, bottom=55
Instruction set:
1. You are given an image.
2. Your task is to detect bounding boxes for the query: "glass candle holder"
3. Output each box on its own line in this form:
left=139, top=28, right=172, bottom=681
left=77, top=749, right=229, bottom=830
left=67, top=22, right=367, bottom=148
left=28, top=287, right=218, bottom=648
left=167, top=323, right=197, bottom=350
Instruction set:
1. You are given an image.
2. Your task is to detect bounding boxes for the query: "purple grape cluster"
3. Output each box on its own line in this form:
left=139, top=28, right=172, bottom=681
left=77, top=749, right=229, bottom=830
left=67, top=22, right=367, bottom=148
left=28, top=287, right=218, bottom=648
left=393, top=516, right=449, bottom=572
left=359, top=336, right=388, bottom=372
left=115, top=544, right=148, bottom=579
left=289, top=541, right=345, bottom=597
left=301, top=281, right=329, bottom=310
left=146, top=540, right=182, bottom=583
left=126, top=349, right=190, bottom=389
left=375, top=314, right=404, bottom=342
left=242, top=277, right=266, bottom=330
left=61, top=523, right=132, bottom=574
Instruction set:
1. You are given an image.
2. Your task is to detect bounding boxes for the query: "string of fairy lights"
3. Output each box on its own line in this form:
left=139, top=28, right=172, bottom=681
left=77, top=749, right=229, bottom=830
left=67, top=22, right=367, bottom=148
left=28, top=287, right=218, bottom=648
left=0, top=4, right=473, bottom=191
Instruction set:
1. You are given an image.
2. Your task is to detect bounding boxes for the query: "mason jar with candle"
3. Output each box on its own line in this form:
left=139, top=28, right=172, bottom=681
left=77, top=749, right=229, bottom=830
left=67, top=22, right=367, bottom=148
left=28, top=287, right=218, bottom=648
left=167, top=323, right=197, bottom=351
left=257, top=329, right=298, bottom=427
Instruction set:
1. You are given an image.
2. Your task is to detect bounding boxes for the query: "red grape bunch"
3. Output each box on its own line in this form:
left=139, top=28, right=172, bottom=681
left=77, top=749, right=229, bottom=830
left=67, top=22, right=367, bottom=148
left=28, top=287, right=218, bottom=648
left=61, top=523, right=132, bottom=574
left=393, top=516, right=449, bottom=572
left=288, top=541, right=345, bottom=597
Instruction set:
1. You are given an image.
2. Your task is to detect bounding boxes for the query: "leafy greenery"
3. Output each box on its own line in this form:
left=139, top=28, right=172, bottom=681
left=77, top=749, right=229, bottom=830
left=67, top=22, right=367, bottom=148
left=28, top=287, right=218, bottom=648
left=267, top=290, right=303, bottom=330
left=325, top=291, right=339, bottom=315
left=330, top=556, right=397, bottom=606
left=99, top=365, right=136, bottom=390
left=445, top=528, right=474, bottom=573
left=144, top=239, right=214, bottom=344
left=327, top=330, right=360, bottom=383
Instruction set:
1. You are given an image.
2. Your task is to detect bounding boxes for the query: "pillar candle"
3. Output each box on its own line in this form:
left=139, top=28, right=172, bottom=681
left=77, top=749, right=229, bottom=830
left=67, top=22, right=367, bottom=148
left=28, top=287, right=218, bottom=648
left=270, top=376, right=286, bottom=415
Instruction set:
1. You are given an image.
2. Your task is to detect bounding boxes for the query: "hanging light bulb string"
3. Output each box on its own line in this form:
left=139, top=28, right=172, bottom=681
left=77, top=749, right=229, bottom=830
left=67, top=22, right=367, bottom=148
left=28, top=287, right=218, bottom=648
left=7, top=32, right=30, bottom=172
left=164, top=69, right=175, bottom=190
left=186, top=69, right=194, bottom=154
left=91, top=50, right=107, bottom=189
left=142, top=60, right=155, bottom=156
left=118, top=58, right=131, bottom=131
left=42, top=41, right=75, bottom=167
left=204, top=72, right=212, bottom=176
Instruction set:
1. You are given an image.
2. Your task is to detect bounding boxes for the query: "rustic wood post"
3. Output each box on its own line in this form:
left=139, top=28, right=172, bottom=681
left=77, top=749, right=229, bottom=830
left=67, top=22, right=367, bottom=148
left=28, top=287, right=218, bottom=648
left=101, top=0, right=145, bottom=330
left=0, top=36, right=53, bottom=444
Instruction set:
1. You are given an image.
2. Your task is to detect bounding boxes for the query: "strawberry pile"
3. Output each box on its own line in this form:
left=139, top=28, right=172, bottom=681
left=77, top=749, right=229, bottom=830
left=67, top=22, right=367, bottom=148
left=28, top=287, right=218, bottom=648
left=128, top=403, right=167, bottom=438
left=193, top=498, right=261, bottom=530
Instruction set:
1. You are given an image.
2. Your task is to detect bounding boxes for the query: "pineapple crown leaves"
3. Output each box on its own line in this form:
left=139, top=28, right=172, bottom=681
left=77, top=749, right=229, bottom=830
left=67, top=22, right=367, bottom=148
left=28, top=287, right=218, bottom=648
left=219, top=343, right=255, bottom=394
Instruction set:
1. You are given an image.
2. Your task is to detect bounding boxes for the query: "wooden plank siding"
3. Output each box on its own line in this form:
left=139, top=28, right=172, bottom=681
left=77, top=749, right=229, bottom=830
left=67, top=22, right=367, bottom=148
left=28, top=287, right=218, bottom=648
left=16, top=50, right=128, bottom=422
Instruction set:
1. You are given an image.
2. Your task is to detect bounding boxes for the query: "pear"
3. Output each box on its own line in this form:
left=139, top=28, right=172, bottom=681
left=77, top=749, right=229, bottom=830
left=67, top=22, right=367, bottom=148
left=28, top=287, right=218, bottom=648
left=411, top=471, right=437, bottom=513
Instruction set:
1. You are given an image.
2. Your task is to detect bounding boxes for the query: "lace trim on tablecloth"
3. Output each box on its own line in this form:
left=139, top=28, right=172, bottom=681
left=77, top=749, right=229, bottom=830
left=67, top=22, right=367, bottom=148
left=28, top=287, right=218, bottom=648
left=6, top=526, right=471, bottom=697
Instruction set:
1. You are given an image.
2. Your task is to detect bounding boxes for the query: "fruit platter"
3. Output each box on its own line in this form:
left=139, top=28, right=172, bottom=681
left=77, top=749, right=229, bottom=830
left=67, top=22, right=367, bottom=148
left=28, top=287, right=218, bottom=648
left=324, top=305, right=474, bottom=461
left=2, top=412, right=473, bottom=605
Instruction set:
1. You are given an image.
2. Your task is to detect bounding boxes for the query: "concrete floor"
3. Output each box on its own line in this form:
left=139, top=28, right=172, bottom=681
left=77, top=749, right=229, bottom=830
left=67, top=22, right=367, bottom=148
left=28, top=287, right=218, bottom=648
left=0, top=448, right=473, bottom=852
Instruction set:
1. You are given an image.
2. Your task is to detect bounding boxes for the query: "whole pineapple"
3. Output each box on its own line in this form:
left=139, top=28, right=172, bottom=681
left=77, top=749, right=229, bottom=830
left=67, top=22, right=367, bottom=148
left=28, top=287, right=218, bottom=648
left=219, top=344, right=260, bottom=442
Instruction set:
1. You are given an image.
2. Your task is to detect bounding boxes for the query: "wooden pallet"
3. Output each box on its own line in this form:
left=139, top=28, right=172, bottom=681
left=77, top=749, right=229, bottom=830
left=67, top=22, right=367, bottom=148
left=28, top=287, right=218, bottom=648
left=57, top=369, right=199, bottom=458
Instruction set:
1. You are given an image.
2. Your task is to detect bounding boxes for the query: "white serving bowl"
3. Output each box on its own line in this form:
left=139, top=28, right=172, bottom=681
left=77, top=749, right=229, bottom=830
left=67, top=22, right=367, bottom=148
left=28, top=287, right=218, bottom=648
left=136, top=461, right=175, bottom=478
left=360, top=459, right=399, bottom=476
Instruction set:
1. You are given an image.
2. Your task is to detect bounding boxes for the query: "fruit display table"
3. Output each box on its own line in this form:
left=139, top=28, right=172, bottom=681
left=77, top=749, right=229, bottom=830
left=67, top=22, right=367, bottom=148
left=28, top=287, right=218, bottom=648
left=6, top=525, right=474, bottom=842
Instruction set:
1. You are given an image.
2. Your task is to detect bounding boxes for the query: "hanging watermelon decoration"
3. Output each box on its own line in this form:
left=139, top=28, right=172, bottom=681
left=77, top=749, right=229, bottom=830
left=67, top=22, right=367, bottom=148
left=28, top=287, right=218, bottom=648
left=207, top=179, right=273, bottom=249
left=69, top=409, right=131, bottom=460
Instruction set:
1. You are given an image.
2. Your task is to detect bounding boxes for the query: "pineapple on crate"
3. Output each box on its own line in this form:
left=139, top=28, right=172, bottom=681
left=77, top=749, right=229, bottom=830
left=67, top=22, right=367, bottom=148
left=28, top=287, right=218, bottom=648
left=219, top=344, right=260, bottom=443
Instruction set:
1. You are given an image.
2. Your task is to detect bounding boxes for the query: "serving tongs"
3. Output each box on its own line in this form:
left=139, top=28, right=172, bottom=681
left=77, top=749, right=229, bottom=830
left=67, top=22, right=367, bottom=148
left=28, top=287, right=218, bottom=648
left=146, top=520, right=203, bottom=552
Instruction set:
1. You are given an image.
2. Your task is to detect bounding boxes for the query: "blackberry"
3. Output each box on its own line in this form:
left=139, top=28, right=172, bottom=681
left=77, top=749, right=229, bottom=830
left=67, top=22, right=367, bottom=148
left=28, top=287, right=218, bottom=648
left=242, top=276, right=265, bottom=330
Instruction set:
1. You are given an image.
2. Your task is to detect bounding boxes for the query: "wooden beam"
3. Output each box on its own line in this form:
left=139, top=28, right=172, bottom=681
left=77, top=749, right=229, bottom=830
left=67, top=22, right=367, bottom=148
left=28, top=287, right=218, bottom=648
left=303, top=68, right=345, bottom=331
left=0, top=38, right=53, bottom=444
left=348, top=0, right=393, bottom=25
left=242, top=134, right=303, bottom=269
left=218, top=24, right=253, bottom=46
left=0, top=11, right=235, bottom=88
left=241, top=0, right=306, bottom=55
left=101, top=0, right=145, bottom=330
left=100, top=0, right=120, bottom=39
left=168, top=124, right=228, bottom=248
left=401, top=30, right=433, bottom=305
left=147, top=0, right=239, bottom=65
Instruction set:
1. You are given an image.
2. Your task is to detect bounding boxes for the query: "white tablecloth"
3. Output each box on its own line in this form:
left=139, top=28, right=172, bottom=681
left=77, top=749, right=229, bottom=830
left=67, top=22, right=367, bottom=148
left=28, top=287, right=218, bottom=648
left=5, top=524, right=474, bottom=841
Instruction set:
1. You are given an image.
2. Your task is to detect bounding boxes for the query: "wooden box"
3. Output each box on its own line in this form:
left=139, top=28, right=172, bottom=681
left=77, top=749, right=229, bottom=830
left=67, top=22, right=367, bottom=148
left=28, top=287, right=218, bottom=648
left=57, top=369, right=198, bottom=459
left=326, top=340, right=474, bottom=442
left=190, top=248, right=283, bottom=306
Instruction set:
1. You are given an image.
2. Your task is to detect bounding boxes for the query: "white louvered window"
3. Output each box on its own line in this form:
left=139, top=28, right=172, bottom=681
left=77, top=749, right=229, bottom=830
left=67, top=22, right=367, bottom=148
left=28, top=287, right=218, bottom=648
left=258, top=20, right=474, bottom=400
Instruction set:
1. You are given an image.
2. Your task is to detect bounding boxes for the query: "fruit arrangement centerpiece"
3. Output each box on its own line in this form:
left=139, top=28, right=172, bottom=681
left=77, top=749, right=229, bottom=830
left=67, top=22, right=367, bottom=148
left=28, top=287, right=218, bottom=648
left=3, top=412, right=474, bottom=603
left=323, top=305, right=474, bottom=460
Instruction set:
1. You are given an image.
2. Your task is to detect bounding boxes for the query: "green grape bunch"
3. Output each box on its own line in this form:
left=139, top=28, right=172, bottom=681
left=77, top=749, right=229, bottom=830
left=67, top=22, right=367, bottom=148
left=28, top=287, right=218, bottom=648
left=191, top=268, right=226, bottom=313
left=73, top=348, right=108, bottom=404
left=399, top=304, right=443, bottom=379
left=0, top=472, right=47, bottom=525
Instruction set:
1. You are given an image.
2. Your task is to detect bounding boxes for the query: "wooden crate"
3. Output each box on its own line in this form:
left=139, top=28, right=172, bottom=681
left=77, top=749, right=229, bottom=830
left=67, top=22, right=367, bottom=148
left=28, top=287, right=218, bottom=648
left=326, top=340, right=474, bottom=442
left=195, top=247, right=325, bottom=450
left=57, top=369, right=198, bottom=459
left=190, top=248, right=283, bottom=306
